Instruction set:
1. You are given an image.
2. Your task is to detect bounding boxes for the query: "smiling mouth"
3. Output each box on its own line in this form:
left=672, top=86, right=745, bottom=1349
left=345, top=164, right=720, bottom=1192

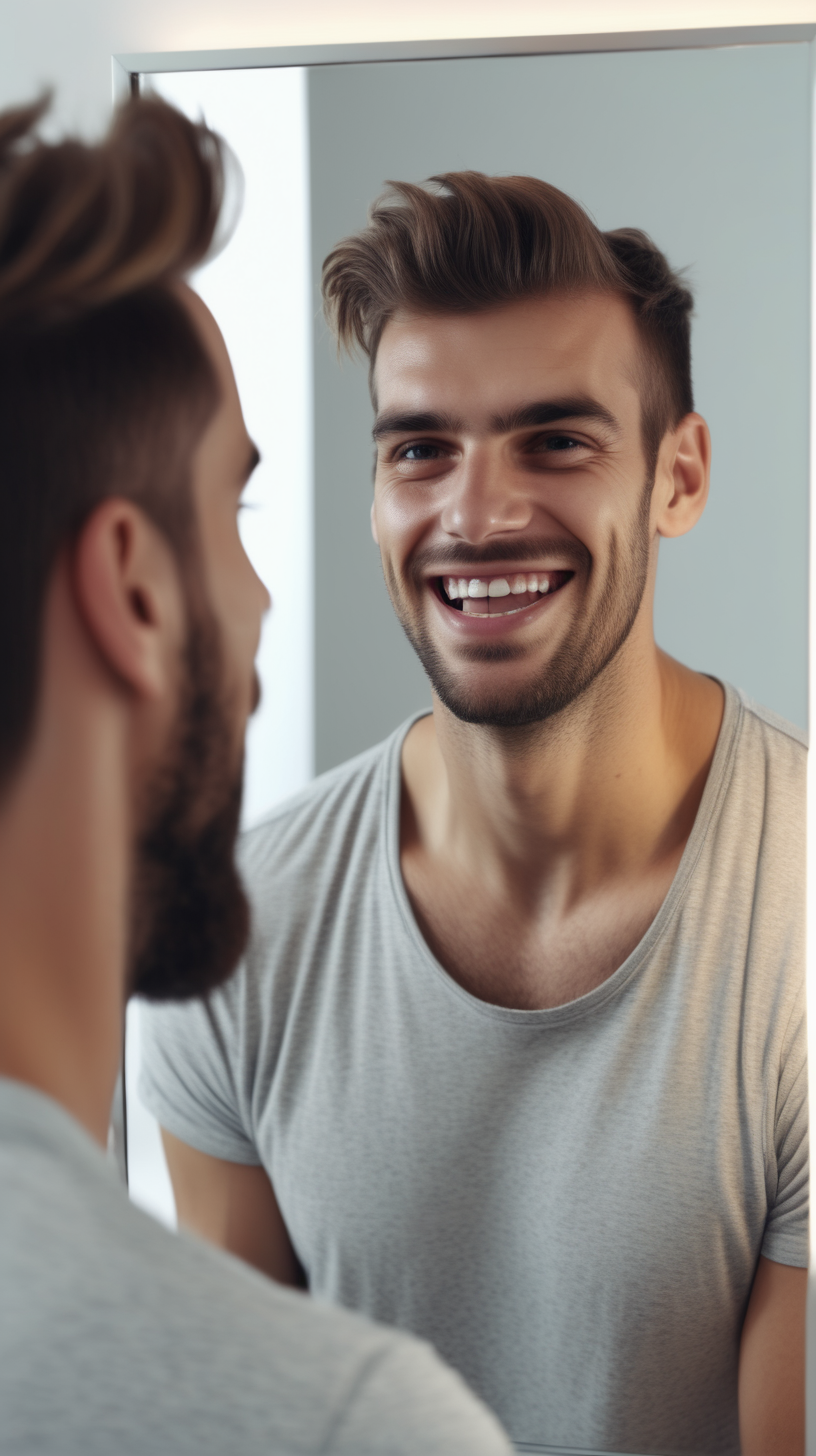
left=438, top=570, right=574, bottom=616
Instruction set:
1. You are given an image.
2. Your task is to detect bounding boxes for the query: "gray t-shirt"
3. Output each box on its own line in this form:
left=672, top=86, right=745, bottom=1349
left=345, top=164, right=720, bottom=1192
left=0, top=1077, right=511, bottom=1456
left=141, top=683, right=808, bottom=1456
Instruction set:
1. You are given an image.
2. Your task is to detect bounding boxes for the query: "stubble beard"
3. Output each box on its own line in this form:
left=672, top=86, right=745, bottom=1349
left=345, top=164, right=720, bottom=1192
left=128, top=612, right=250, bottom=1003
left=386, top=475, right=654, bottom=730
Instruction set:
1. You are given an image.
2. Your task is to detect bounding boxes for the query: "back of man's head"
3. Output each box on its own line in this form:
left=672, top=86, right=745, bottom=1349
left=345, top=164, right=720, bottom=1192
left=321, top=171, right=694, bottom=471
left=0, top=97, right=225, bottom=789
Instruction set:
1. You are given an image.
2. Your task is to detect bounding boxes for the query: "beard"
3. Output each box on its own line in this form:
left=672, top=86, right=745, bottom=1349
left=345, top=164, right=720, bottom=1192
left=387, top=475, right=654, bottom=730
left=128, top=614, right=249, bottom=1002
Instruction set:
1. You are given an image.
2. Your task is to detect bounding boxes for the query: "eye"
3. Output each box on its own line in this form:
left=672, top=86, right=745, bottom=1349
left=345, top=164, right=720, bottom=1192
left=536, top=433, right=586, bottom=453
left=397, top=441, right=444, bottom=461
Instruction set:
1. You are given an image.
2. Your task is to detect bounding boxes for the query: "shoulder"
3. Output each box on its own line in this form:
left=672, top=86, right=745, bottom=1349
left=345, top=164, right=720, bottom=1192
left=137, top=717, right=423, bottom=1111
left=2, top=1122, right=508, bottom=1454
left=136, top=727, right=424, bottom=1146
left=157, top=1205, right=510, bottom=1456
left=237, top=716, right=421, bottom=895
left=735, top=688, right=807, bottom=756
left=726, top=685, right=806, bottom=812
left=715, top=688, right=806, bottom=1015
left=331, top=1336, right=512, bottom=1456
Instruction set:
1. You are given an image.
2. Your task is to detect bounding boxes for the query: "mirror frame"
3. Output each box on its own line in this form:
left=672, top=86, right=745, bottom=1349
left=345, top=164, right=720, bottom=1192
left=113, top=25, right=816, bottom=1452
left=112, top=24, right=816, bottom=100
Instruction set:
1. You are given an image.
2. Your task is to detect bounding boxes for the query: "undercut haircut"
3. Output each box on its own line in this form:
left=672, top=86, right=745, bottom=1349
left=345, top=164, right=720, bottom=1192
left=322, top=171, right=694, bottom=465
left=0, top=96, right=227, bottom=787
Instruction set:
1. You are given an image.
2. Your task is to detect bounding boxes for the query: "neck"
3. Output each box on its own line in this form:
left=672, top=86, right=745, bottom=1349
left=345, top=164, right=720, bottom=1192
left=0, top=572, right=130, bottom=1147
left=404, top=627, right=724, bottom=895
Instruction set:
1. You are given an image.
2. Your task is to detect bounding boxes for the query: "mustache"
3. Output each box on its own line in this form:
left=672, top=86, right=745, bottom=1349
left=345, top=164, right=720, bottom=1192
left=409, top=535, right=591, bottom=582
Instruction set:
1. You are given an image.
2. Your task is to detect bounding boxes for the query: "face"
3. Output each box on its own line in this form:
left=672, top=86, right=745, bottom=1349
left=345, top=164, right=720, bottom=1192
left=130, top=289, right=270, bottom=1001
left=371, top=292, right=661, bottom=728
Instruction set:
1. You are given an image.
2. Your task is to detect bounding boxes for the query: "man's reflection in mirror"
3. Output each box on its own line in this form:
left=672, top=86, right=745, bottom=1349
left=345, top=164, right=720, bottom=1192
left=142, top=173, right=807, bottom=1456
left=0, top=109, right=513, bottom=1455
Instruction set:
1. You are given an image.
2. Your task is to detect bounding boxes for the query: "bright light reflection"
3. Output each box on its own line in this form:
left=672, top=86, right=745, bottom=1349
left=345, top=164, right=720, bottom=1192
left=126, top=66, right=313, bottom=1226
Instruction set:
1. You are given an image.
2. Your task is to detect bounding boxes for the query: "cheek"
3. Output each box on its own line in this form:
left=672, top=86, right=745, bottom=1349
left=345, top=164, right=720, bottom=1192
left=545, top=473, right=636, bottom=552
left=374, top=482, right=435, bottom=556
left=232, top=567, right=266, bottom=663
left=219, top=604, right=263, bottom=740
left=210, top=547, right=266, bottom=678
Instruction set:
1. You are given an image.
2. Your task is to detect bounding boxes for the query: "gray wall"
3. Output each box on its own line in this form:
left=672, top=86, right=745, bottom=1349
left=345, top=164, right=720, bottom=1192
left=309, top=43, right=811, bottom=772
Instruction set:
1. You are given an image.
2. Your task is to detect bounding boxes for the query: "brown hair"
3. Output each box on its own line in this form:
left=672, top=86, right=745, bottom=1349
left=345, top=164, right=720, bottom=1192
left=0, top=95, right=227, bottom=785
left=322, top=171, right=694, bottom=464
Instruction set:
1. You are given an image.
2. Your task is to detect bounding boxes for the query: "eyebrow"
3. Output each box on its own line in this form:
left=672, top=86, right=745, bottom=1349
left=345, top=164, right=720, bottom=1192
left=491, top=398, right=620, bottom=435
left=372, top=397, right=620, bottom=441
left=373, top=410, right=461, bottom=440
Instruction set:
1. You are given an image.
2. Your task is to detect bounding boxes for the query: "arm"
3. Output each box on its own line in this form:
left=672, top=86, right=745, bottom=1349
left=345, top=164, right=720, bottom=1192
left=739, top=1255, right=806, bottom=1456
left=161, top=1127, right=305, bottom=1288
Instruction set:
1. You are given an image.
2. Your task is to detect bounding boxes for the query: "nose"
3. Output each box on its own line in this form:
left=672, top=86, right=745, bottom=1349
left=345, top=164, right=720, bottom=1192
left=439, top=445, right=533, bottom=544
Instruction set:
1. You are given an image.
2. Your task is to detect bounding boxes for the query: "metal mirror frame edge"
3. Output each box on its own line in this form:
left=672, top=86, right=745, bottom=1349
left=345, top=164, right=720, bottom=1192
left=112, top=23, right=816, bottom=96
left=111, top=23, right=816, bottom=1454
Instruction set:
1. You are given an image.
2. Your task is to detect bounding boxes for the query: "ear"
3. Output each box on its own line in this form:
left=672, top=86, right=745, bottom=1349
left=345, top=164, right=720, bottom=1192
left=370, top=497, right=380, bottom=546
left=71, top=498, right=186, bottom=700
left=653, top=412, right=711, bottom=540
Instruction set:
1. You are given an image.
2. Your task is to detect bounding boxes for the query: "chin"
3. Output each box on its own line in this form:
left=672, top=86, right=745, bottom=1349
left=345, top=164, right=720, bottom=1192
left=429, top=663, right=580, bottom=728
left=438, top=694, right=568, bottom=729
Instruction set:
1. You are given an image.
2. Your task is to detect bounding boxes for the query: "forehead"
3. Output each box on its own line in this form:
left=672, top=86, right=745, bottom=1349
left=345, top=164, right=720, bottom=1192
left=373, top=292, right=642, bottom=422
left=177, top=283, right=239, bottom=406
left=176, top=282, right=253, bottom=471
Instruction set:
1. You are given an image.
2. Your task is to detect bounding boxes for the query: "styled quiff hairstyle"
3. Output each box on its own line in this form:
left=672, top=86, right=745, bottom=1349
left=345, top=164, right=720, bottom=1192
left=0, top=96, right=227, bottom=786
left=322, top=171, right=693, bottom=463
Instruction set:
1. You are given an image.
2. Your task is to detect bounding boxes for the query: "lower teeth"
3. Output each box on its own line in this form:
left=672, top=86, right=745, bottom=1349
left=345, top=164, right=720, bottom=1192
left=457, top=592, right=545, bottom=615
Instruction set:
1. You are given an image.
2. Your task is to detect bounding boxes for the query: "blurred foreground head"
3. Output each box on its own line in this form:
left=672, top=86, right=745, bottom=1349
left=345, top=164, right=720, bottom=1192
left=0, top=97, right=266, bottom=1001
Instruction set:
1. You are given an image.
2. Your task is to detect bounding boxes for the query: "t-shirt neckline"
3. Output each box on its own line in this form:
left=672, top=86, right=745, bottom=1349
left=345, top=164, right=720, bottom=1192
left=383, top=681, right=742, bottom=1027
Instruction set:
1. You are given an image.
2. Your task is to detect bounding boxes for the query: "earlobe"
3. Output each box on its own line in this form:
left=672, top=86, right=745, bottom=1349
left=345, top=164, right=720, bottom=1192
left=655, top=412, right=711, bottom=541
left=71, top=499, right=185, bottom=700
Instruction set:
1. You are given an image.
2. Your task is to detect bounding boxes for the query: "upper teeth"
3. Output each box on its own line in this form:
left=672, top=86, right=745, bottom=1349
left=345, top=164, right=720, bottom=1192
left=445, top=573, right=551, bottom=599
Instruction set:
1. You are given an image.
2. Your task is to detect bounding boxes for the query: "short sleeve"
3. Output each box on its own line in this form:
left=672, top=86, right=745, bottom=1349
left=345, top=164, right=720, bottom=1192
left=138, top=975, right=261, bottom=1167
left=761, top=999, right=808, bottom=1267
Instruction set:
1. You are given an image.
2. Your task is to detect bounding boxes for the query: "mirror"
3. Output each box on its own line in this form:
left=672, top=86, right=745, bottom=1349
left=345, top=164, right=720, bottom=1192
left=128, top=34, right=811, bottom=1456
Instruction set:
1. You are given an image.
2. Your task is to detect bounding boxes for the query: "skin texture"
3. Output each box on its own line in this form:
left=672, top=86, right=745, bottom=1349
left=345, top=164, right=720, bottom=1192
left=739, top=1257, right=805, bottom=1456
left=0, top=283, right=268, bottom=1147
left=162, top=1129, right=305, bottom=1287
left=163, top=290, right=805, bottom=1456
left=374, top=293, right=721, bottom=1011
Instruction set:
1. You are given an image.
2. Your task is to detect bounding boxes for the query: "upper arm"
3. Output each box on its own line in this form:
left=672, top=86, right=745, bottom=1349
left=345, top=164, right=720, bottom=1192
left=161, top=1128, right=305, bottom=1289
left=739, top=1255, right=806, bottom=1456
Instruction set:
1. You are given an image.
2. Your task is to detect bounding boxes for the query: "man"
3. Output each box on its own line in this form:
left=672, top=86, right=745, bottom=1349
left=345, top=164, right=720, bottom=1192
left=141, top=173, right=807, bottom=1455
left=0, top=105, right=512, bottom=1456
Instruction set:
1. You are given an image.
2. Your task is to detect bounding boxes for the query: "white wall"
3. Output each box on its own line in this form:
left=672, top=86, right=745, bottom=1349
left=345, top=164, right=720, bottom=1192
left=124, top=65, right=313, bottom=1225
left=1, top=0, right=815, bottom=136
left=149, top=66, right=314, bottom=827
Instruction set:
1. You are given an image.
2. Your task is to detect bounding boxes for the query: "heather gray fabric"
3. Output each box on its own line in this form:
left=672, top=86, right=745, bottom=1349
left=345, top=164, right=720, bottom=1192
left=0, top=1078, right=511, bottom=1456
left=141, top=683, right=808, bottom=1456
